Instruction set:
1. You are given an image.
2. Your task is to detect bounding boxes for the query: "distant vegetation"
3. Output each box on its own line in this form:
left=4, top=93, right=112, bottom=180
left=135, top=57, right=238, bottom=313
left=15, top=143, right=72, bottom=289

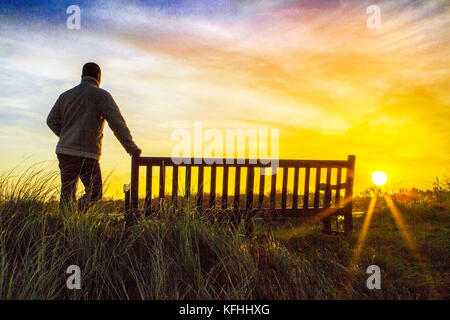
left=0, top=164, right=448, bottom=299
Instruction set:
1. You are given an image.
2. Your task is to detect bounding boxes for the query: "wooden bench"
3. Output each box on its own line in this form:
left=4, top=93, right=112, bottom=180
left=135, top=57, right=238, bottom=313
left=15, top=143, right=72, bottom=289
left=124, top=155, right=355, bottom=234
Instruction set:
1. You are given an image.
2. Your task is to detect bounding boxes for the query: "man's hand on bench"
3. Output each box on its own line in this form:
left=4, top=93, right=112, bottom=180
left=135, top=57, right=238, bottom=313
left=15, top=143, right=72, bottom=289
left=131, top=147, right=142, bottom=157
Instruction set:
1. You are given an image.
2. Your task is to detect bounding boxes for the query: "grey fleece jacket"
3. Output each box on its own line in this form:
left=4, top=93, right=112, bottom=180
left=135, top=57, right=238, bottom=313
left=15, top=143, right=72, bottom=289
left=47, top=76, right=140, bottom=160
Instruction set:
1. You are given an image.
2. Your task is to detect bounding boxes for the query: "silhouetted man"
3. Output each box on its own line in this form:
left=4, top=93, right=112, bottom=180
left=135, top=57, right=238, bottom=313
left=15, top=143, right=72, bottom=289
left=47, top=62, right=141, bottom=211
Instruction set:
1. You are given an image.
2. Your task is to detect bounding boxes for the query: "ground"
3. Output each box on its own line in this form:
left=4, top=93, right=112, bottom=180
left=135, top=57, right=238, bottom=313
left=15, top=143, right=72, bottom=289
left=0, top=167, right=448, bottom=299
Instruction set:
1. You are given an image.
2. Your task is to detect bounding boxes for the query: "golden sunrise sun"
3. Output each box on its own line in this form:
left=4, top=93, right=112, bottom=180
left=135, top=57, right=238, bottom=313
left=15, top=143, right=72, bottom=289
left=372, top=171, right=387, bottom=186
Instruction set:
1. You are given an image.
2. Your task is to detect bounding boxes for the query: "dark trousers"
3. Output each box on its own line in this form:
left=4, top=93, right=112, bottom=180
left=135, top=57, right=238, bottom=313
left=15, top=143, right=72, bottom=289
left=57, top=153, right=102, bottom=211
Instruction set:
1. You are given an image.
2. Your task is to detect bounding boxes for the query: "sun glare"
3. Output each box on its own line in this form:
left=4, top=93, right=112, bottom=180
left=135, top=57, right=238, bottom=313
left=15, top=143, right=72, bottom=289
left=372, top=171, right=387, bottom=186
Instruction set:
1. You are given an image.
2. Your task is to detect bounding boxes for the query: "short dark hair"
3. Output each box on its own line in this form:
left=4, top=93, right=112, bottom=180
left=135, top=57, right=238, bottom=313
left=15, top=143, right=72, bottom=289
left=82, top=62, right=101, bottom=80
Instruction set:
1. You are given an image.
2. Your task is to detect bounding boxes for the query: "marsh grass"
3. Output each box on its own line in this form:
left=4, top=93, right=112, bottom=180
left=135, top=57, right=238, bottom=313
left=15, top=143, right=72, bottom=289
left=0, top=166, right=448, bottom=299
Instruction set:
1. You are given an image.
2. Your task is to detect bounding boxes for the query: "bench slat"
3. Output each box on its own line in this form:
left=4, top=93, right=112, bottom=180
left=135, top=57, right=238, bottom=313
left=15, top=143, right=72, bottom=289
left=210, top=166, right=216, bottom=207
left=234, top=167, right=241, bottom=209
left=270, top=169, right=277, bottom=210
left=145, top=165, right=152, bottom=215
left=335, top=167, right=342, bottom=207
left=281, top=167, right=288, bottom=209
left=258, top=170, right=265, bottom=209
left=292, top=167, right=299, bottom=209
left=314, top=167, right=321, bottom=208
left=159, top=162, right=165, bottom=200
left=137, top=157, right=350, bottom=168
left=222, top=166, right=228, bottom=209
left=172, top=166, right=178, bottom=206
left=246, top=166, right=254, bottom=211
left=303, top=167, right=310, bottom=209
left=197, top=166, right=204, bottom=210
left=185, top=166, right=191, bottom=198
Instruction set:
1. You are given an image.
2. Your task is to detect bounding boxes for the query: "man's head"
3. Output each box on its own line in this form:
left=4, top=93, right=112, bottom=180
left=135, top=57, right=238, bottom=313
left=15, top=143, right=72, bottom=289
left=82, top=62, right=101, bottom=85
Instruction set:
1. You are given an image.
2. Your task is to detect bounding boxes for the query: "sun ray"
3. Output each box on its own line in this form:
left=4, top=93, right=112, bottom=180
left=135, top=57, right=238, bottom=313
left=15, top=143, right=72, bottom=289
left=384, top=193, right=438, bottom=298
left=353, top=195, right=377, bottom=265
left=384, top=194, right=417, bottom=252
left=302, top=195, right=354, bottom=228
left=274, top=195, right=355, bottom=241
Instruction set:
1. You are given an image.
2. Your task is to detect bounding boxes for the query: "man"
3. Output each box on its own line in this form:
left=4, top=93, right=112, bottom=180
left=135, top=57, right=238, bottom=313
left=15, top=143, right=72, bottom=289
left=47, top=62, right=141, bottom=211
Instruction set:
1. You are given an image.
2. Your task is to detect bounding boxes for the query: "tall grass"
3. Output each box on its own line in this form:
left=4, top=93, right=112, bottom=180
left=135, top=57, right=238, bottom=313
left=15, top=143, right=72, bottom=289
left=0, top=166, right=448, bottom=299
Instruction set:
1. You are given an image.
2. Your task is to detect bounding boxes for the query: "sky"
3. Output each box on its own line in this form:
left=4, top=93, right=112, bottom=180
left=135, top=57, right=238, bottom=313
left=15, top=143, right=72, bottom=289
left=0, top=0, right=449, bottom=198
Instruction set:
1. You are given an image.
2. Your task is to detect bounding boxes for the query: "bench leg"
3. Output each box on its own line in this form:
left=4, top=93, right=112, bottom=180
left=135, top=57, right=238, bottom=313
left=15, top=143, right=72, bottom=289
left=124, top=186, right=139, bottom=226
left=344, top=211, right=352, bottom=234
left=322, top=216, right=332, bottom=234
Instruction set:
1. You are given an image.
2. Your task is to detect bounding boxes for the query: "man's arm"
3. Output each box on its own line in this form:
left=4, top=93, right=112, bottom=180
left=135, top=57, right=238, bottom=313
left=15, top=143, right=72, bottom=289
left=101, top=92, right=141, bottom=156
left=47, top=96, right=63, bottom=137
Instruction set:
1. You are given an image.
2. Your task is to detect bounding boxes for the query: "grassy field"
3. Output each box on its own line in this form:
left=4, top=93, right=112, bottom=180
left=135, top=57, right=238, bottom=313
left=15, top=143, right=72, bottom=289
left=0, top=165, right=448, bottom=299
